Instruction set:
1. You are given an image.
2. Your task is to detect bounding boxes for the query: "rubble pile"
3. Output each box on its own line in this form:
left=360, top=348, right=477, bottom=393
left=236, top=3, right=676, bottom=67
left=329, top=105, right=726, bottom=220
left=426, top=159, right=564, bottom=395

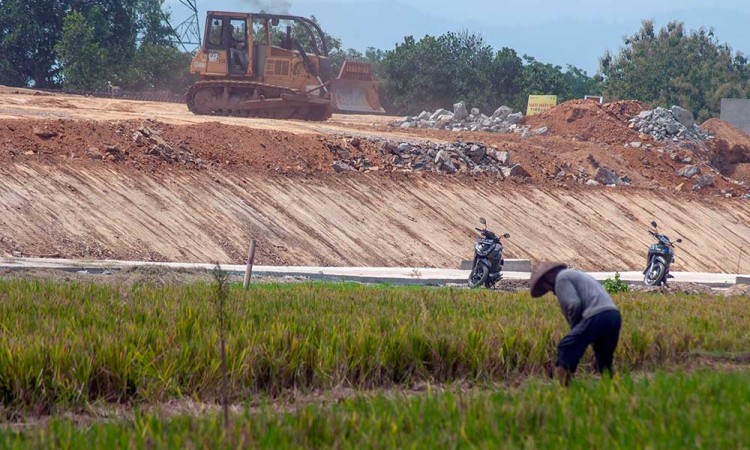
left=390, top=101, right=540, bottom=135
left=327, top=139, right=530, bottom=178
left=629, top=106, right=712, bottom=142
left=674, top=164, right=716, bottom=191
left=132, top=125, right=203, bottom=168
left=549, top=161, right=632, bottom=187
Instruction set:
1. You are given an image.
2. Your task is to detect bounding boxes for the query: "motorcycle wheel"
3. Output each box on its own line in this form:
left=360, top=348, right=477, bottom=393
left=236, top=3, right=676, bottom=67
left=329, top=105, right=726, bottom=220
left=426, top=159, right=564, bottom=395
left=468, top=265, right=490, bottom=288
left=644, top=261, right=666, bottom=286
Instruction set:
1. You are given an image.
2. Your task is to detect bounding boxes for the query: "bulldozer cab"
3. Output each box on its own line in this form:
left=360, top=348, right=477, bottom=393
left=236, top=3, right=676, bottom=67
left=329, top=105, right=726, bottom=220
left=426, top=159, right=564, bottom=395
left=190, top=14, right=247, bottom=76
left=202, top=14, right=250, bottom=75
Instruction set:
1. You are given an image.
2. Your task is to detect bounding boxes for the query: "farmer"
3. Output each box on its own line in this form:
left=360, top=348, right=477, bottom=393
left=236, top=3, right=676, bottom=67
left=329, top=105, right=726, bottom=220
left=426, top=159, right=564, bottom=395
left=530, top=262, right=622, bottom=386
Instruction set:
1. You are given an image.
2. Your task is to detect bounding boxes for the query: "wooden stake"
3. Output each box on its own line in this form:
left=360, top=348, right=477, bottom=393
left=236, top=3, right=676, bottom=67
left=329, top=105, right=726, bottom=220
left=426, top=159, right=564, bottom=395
left=220, top=336, right=229, bottom=427
left=243, top=240, right=256, bottom=291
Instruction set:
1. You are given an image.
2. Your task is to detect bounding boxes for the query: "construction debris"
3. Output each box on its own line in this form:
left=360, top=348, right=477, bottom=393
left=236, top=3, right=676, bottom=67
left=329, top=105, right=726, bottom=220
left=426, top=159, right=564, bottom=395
left=390, top=101, right=529, bottom=134
left=133, top=125, right=204, bottom=168
left=629, top=106, right=712, bottom=142
left=326, top=139, right=526, bottom=177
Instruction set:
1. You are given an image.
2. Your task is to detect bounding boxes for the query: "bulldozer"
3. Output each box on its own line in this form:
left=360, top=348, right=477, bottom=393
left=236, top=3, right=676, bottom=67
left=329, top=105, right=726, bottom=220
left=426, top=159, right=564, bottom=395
left=186, top=11, right=385, bottom=120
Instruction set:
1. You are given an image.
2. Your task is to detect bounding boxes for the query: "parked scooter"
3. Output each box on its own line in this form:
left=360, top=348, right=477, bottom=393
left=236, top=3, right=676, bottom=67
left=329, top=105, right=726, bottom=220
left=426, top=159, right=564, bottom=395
left=643, top=220, right=682, bottom=286
left=468, top=217, right=511, bottom=288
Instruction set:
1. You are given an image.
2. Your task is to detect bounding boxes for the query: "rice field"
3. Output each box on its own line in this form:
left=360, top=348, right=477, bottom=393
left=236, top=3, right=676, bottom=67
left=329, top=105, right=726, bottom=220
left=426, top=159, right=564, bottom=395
left=3, top=370, right=749, bottom=449
left=1, top=278, right=748, bottom=417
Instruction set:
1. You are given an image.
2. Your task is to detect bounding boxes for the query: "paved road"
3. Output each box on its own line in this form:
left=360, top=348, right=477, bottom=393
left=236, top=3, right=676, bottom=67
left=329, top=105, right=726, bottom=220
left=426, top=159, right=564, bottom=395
left=0, top=257, right=745, bottom=287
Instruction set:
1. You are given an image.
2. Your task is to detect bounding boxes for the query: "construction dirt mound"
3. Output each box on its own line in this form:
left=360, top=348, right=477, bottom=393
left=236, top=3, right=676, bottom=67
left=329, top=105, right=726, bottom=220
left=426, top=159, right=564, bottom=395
left=0, top=119, right=383, bottom=175
left=701, top=118, right=750, bottom=183
left=602, top=100, right=650, bottom=122
left=525, top=99, right=646, bottom=144
left=1, top=117, right=744, bottom=196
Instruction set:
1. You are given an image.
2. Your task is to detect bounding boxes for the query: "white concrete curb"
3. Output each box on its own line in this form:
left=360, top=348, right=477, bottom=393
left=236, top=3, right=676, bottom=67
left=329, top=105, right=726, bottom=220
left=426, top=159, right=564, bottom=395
left=1, top=257, right=747, bottom=287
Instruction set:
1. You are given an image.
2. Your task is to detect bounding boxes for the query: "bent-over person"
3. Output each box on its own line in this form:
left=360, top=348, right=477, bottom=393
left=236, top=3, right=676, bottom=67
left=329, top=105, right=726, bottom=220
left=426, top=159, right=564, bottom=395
left=530, top=262, right=622, bottom=386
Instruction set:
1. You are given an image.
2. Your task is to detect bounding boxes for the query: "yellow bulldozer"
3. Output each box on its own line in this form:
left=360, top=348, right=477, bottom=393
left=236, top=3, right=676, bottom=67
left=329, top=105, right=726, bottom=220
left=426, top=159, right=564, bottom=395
left=186, top=11, right=385, bottom=120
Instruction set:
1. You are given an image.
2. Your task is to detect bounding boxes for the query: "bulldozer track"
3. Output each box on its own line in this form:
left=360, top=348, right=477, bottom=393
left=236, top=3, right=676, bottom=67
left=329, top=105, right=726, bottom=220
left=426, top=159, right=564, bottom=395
left=185, top=80, right=331, bottom=121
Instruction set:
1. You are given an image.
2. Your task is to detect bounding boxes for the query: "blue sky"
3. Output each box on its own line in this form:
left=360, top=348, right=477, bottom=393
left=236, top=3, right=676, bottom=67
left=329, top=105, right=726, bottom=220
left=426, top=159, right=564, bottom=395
left=165, top=0, right=750, bottom=74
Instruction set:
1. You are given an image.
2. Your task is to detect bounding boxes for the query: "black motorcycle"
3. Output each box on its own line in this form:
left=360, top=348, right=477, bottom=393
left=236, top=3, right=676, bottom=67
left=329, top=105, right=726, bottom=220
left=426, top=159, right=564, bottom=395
left=468, top=217, right=511, bottom=288
left=643, top=220, right=682, bottom=286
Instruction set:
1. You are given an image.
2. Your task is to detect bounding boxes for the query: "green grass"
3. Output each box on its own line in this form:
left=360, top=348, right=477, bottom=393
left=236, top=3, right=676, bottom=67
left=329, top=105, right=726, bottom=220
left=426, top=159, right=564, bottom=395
left=3, top=370, right=749, bottom=449
left=0, top=278, right=749, bottom=415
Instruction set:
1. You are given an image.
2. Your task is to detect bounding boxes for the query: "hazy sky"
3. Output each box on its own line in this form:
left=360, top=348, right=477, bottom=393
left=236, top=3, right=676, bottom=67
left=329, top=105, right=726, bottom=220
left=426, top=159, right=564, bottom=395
left=165, top=0, right=750, bottom=74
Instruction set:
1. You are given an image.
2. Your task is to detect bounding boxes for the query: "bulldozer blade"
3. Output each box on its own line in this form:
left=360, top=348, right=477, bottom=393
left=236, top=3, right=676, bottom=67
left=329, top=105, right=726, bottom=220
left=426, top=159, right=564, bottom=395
left=329, top=78, right=385, bottom=115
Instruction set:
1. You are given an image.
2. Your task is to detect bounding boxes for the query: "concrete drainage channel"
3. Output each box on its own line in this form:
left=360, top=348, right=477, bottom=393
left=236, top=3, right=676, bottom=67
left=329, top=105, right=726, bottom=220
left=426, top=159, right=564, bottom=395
left=0, top=257, right=747, bottom=289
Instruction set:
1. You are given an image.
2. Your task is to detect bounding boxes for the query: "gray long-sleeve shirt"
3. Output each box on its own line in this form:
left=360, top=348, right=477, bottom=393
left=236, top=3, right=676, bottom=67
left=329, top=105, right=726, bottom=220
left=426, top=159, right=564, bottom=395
left=554, top=269, right=619, bottom=327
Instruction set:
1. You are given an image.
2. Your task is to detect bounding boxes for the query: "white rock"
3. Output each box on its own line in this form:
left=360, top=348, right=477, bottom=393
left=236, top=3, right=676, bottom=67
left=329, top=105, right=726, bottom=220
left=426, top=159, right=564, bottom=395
left=453, top=101, right=468, bottom=121
left=429, top=109, right=451, bottom=121
left=416, top=111, right=431, bottom=121
left=506, top=112, right=524, bottom=124
left=492, top=106, right=513, bottom=120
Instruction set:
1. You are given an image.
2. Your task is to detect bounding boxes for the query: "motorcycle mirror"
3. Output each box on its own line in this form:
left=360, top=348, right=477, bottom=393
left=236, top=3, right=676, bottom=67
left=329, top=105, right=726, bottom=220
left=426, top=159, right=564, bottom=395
left=676, top=238, right=683, bottom=243
left=650, top=221, right=658, bottom=228
left=503, top=233, right=511, bottom=238
left=479, top=217, right=486, bottom=225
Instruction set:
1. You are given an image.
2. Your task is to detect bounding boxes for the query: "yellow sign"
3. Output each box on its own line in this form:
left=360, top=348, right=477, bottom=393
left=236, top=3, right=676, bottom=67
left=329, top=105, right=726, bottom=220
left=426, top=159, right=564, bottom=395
left=526, top=95, right=558, bottom=116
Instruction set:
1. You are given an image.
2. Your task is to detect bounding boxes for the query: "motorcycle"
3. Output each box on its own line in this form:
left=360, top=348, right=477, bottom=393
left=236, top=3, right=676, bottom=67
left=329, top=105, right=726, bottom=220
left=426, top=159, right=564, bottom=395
left=643, top=220, right=682, bottom=286
left=468, top=217, right=511, bottom=288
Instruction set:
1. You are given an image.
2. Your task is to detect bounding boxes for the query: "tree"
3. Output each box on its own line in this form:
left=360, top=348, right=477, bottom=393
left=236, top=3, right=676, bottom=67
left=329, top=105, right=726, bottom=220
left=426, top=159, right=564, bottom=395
left=55, top=11, right=108, bottom=91
left=91, top=0, right=139, bottom=76
left=0, top=0, right=69, bottom=87
left=519, top=56, right=572, bottom=102
left=491, top=48, right=524, bottom=109
left=136, top=0, right=174, bottom=45
left=0, top=0, right=192, bottom=92
left=379, top=35, right=450, bottom=114
left=119, top=1, right=196, bottom=93
left=564, top=65, right=601, bottom=100
left=600, top=20, right=749, bottom=120
left=121, top=42, right=195, bottom=92
left=379, top=32, right=496, bottom=115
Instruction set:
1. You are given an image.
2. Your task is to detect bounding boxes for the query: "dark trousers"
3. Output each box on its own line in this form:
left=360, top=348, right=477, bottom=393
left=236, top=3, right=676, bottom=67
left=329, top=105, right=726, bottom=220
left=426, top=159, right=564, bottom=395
left=556, top=309, right=622, bottom=374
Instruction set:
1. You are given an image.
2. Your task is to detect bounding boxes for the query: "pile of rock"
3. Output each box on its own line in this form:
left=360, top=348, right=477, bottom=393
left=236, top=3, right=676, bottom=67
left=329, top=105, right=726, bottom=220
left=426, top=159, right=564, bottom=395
left=628, top=106, right=712, bottom=142
left=390, top=101, right=534, bottom=134
left=551, top=162, right=631, bottom=187
left=328, top=139, right=529, bottom=179
left=132, top=125, right=203, bottom=168
left=674, top=164, right=715, bottom=191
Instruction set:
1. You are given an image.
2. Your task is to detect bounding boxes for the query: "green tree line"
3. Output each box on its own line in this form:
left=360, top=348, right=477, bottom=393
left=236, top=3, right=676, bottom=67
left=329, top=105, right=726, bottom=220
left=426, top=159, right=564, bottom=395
left=374, top=20, right=750, bottom=118
left=0, top=0, right=194, bottom=93
left=600, top=20, right=750, bottom=121
left=1, top=2, right=748, bottom=119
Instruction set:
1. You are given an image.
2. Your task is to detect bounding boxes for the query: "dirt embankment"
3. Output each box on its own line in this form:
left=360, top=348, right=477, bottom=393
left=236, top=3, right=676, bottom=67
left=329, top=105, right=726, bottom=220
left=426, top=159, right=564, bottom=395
left=1, top=90, right=750, bottom=272
left=2, top=160, right=749, bottom=271
left=702, top=118, right=750, bottom=183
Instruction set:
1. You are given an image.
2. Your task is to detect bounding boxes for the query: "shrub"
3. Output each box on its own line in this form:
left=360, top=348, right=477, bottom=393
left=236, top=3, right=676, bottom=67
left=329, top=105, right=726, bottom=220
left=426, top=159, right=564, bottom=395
left=603, top=272, right=629, bottom=293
